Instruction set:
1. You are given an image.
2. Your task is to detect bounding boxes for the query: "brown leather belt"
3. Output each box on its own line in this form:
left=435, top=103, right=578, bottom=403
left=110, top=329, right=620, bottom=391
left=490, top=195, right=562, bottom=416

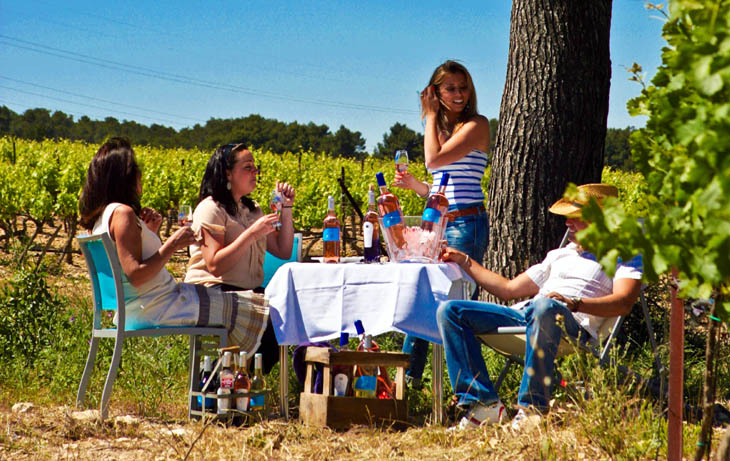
left=447, top=204, right=486, bottom=221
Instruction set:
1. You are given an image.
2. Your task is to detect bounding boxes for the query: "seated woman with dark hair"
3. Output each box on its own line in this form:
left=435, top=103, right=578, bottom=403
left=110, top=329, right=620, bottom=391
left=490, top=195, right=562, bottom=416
left=79, top=137, right=269, bottom=354
left=184, top=143, right=295, bottom=372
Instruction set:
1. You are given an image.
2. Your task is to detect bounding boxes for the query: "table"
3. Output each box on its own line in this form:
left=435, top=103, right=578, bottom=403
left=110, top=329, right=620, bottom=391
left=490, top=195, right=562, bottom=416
left=264, top=261, right=472, bottom=424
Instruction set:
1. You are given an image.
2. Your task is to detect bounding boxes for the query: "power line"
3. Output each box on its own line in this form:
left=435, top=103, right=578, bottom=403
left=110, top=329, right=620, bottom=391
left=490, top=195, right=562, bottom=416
left=0, top=75, right=205, bottom=123
left=0, top=84, right=184, bottom=125
left=0, top=34, right=418, bottom=116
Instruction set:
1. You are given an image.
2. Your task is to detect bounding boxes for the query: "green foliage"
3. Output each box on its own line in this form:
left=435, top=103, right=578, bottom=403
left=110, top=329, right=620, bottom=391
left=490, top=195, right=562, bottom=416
left=0, top=265, right=69, bottom=366
left=579, top=0, right=730, bottom=317
left=373, top=123, right=425, bottom=160
left=604, top=126, right=637, bottom=170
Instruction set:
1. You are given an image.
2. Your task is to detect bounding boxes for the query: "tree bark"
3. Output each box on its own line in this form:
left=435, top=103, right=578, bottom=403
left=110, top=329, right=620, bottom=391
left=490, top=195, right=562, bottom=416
left=487, top=0, right=612, bottom=278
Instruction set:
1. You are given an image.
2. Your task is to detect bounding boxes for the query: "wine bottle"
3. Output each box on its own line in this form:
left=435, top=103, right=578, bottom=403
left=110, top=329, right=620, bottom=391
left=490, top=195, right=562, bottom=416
left=234, top=351, right=251, bottom=416
left=197, top=355, right=216, bottom=411
left=375, top=172, right=406, bottom=253
left=217, top=351, right=234, bottom=415
left=421, top=173, right=449, bottom=232
left=333, top=332, right=351, bottom=397
left=323, top=195, right=341, bottom=263
left=363, top=185, right=381, bottom=263
left=352, top=320, right=377, bottom=399
left=249, top=353, right=266, bottom=412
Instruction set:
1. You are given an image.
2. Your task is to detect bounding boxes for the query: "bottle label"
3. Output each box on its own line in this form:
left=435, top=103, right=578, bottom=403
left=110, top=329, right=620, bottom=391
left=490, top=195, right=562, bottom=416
left=363, top=222, right=374, bottom=247
left=250, top=395, right=265, bottom=409
left=334, top=374, right=349, bottom=396
left=354, top=375, right=377, bottom=391
left=220, top=375, right=234, bottom=389
left=422, top=208, right=441, bottom=223
left=382, top=211, right=402, bottom=228
left=323, top=227, right=340, bottom=242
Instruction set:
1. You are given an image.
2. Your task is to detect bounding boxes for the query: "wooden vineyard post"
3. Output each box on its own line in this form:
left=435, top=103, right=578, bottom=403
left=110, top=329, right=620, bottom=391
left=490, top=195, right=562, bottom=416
left=668, top=271, right=684, bottom=461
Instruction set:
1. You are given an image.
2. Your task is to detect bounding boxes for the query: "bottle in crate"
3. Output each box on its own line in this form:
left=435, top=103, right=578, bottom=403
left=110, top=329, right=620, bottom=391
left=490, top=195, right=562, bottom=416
left=332, top=332, right=352, bottom=396
left=249, top=353, right=266, bottom=413
left=234, top=351, right=251, bottom=424
left=363, top=185, right=381, bottom=263
left=352, top=320, right=377, bottom=399
left=197, top=355, right=216, bottom=411
left=217, top=351, right=234, bottom=416
left=322, top=195, right=341, bottom=263
left=375, top=172, right=406, bottom=256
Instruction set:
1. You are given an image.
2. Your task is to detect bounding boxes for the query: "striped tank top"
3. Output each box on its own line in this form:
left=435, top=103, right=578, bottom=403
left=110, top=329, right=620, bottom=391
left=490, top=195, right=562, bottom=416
left=428, top=149, right=489, bottom=206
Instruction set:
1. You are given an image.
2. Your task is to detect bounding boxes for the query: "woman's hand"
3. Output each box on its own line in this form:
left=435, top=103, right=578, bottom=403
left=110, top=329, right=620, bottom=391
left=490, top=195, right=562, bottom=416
left=420, top=85, right=439, bottom=117
left=250, top=213, right=281, bottom=238
left=165, top=226, right=197, bottom=252
left=276, top=181, right=296, bottom=206
left=393, top=171, right=431, bottom=197
left=140, top=207, right=162, bottom=233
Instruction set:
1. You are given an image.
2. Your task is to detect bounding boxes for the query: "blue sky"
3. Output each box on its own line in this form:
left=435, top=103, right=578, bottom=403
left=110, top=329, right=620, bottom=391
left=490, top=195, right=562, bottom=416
left=0, top=0, right=666, bottom=152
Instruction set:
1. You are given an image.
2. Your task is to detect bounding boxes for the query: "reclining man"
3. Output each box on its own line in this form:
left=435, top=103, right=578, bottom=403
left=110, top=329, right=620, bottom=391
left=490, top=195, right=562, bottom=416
left=438, top=183, right=642, bottom=431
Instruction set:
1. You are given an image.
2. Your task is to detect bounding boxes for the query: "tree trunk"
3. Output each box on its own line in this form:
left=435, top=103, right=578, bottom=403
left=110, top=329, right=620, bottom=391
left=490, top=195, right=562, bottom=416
left=487, top=0, right=612, bottom=277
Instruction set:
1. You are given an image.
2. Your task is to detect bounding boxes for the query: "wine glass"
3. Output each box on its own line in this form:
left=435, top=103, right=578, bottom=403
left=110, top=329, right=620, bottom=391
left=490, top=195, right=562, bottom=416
left=270, top=190, right=283, bottom=230
left=394, top=150, right=409, bottom=185
left=178, top=204, right=193, bottom=227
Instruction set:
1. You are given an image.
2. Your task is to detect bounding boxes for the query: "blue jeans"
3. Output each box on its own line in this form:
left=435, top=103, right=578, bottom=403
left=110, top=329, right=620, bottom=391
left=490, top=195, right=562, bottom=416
left=402, top=203, right=489, bottom=382
left=436, top=297, right=590, bottom=411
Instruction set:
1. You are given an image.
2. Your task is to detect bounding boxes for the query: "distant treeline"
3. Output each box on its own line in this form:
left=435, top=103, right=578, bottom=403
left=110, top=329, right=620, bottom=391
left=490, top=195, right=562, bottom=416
left=0, top=106, right=634, bottom=168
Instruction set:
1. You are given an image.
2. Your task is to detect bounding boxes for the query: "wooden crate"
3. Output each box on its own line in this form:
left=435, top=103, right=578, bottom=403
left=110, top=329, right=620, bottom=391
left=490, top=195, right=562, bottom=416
left=299, top=347, right=410, bottom=429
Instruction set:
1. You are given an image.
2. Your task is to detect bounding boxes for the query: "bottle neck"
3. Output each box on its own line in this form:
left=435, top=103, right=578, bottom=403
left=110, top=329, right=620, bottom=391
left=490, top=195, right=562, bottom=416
left=379, top=185, right=389, bottom=195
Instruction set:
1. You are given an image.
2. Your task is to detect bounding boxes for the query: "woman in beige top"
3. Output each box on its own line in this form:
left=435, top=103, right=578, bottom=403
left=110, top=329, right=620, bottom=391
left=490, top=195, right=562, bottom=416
left=184, top=142, right=295, bottom=372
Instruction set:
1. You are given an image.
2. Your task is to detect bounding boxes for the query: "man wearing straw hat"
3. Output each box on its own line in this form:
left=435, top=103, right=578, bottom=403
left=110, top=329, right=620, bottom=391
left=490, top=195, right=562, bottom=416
left=438, top=184, right=643, bottom=431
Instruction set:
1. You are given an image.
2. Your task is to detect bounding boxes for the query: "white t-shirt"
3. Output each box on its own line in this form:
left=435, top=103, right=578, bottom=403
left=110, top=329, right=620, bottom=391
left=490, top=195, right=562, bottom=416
left=524, top=242, right=643, bottom=339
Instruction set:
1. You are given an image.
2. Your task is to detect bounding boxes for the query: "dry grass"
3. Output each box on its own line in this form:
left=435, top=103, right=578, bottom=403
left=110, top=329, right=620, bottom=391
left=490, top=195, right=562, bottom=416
left=1, top=401, right=636, bottom=460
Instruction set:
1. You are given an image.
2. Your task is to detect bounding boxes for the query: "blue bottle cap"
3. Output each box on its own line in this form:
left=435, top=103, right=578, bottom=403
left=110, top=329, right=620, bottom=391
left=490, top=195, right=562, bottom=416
left=375, top=172, right=386, bottom=187
left=440, top=173, right=450, bottom=187
left=340, top=332, right=349, bottom=347
left=354, top=320, right=365, bottom=335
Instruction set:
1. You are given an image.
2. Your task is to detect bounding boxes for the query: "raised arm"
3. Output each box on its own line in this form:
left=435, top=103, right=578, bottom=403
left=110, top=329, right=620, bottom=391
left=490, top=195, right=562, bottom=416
left=110, top=205, right=195, bottom=287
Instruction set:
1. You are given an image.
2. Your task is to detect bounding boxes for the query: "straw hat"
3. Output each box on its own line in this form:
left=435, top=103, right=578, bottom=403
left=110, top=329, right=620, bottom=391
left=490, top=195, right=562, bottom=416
left=548, top=183, right=618, bottom=217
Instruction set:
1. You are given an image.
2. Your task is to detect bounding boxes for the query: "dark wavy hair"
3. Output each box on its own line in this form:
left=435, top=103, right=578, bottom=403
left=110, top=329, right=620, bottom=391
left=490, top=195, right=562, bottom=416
left=197, top=143, right=256, bottom=216
left=79, top=137, right=142, bottom=230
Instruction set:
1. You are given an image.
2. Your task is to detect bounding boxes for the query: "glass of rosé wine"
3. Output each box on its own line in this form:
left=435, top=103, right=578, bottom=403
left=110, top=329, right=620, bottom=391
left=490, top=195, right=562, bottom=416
left=269, top=190, right=283, bottom=230
left=394, top=150, right=409, bottom=186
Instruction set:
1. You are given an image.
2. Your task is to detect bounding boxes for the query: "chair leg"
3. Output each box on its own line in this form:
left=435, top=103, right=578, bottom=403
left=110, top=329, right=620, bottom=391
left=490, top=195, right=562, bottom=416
left=188, top=335, right=200, bottom=419
left=494, top=357, right=514, bottom=392
left=100, top=336, right=124, bottom=421
left=76, top=336, right=100, bottom=408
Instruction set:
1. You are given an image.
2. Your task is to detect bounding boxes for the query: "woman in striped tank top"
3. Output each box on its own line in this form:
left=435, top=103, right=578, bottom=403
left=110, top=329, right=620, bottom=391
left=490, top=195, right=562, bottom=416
left=394, top=60, right=490, bottom=389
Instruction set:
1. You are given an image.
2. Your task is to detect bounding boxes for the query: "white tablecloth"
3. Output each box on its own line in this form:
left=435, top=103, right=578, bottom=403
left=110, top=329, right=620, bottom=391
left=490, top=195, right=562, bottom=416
left=264, top=261, right=470, bottom=345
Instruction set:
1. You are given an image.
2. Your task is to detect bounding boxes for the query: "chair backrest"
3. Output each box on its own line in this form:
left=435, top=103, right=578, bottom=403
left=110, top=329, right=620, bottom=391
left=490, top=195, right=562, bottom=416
left=77, top=233, right=127, bottom=329
left=262, top=232, right=302, bottom=288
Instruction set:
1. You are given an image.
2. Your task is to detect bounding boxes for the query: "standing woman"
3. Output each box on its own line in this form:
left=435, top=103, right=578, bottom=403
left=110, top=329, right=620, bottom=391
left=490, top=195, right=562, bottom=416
left=79, top=137, right=269, bottom=356
left=394, top=60, right=490, bottom=387
left=184, top=143, right=295, bottom=373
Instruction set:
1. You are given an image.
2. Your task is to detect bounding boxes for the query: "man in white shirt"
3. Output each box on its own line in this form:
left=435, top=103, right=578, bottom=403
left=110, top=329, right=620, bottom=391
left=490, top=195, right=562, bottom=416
left=438, top=184, right=642, bottom=431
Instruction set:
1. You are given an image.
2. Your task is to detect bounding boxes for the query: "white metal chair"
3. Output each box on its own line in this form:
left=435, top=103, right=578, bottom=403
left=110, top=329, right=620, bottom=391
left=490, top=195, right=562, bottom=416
left=76, top=232, right=228, bottom=420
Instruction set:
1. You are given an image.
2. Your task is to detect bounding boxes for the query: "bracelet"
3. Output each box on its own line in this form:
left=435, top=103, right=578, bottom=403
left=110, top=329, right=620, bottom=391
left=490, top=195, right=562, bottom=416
left=461, top=254, right=470, bottom=269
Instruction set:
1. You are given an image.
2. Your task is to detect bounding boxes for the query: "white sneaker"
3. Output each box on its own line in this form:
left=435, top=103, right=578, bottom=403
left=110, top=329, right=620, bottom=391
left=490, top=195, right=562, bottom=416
left=511, top=408, right=541, bottom=431
left=450, top=401, right=505, bottom=431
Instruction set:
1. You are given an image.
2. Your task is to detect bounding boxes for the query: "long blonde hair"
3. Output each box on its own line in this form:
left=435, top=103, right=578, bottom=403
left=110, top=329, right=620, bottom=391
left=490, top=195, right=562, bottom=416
left=422, top=60, right=479, bottom=136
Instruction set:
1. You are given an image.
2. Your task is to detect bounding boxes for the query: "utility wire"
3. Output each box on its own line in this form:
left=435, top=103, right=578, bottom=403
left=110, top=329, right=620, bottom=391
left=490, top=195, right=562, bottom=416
left=0, top=85, right=185, bottom=125
left=0, top=75, right=204, bottom=123
left=0, top=34, right=417, bottom=115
